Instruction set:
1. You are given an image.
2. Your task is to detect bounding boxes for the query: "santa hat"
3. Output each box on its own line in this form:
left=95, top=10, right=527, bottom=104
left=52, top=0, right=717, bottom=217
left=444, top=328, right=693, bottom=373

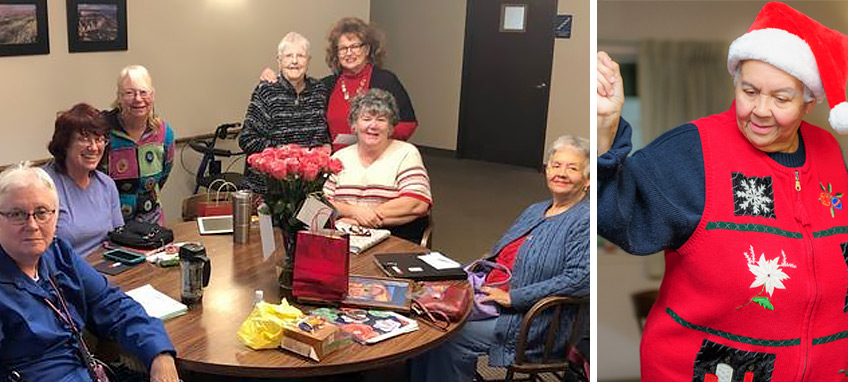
left=727, top=1, right=848, bottom=133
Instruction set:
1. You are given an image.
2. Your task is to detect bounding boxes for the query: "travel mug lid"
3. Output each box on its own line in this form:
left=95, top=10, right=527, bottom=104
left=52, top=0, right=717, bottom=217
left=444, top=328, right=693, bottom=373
left=180, top=243, right=206, bottom=260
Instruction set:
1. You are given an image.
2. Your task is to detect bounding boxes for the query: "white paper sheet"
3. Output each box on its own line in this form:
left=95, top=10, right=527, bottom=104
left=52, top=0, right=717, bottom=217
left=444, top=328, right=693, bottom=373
left=418, top=252, right=461, bottom=270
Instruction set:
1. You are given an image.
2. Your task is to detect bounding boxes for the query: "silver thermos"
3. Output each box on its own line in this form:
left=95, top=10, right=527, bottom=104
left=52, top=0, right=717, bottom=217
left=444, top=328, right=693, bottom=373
left=232, top=190, right=252, bottom=244
left=180, top=243, right=211, bottom=304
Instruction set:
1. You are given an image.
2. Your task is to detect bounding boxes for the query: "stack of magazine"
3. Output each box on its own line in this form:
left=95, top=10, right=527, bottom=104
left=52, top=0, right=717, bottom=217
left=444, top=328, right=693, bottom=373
left=308, top=307, right=418, bottom=344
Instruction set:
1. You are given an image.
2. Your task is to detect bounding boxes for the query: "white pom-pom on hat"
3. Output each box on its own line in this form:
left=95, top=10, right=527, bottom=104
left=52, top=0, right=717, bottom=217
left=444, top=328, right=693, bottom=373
left=727, top=2, right=848, bottom=134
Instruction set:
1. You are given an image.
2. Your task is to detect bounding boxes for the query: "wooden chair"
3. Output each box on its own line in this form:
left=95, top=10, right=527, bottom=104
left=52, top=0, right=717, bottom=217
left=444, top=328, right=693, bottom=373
left=420, top=215, right=434, bottom=249
left=476, top=296, right=589, bottom=382
left=631, top=289, right=659, bottom=333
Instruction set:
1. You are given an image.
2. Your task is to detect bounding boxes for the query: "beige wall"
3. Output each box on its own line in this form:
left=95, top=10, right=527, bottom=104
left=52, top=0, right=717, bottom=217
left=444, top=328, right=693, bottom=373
left=371, top=0, right=590, bottom=157
left=598, top=1, right=848, bottom=380
left=0, top=0, right=370, bottom=224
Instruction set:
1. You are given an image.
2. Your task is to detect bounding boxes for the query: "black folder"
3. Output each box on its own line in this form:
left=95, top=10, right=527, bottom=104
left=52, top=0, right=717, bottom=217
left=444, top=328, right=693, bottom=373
left=373, top=252, right=468, bottom=281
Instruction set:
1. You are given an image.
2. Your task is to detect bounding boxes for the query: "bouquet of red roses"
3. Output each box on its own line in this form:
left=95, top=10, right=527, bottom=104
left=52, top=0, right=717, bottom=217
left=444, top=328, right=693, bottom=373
left=247, top=144, right=343, bottom=230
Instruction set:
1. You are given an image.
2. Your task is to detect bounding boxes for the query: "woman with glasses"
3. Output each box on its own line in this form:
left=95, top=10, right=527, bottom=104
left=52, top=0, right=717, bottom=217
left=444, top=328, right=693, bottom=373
left=0, top=163, right=179, bottom=382
left=261, top=17, right=417, bottom=151
left=102, top=65, right=175, bottom=224
left=44, top=103, right=123, bottom=257
left=240, top=32, right=330, bottom=194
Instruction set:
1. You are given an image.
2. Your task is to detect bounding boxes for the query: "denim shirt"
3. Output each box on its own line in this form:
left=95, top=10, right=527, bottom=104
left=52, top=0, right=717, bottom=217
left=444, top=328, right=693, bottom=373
left=0, top=238, right=174, bottom=381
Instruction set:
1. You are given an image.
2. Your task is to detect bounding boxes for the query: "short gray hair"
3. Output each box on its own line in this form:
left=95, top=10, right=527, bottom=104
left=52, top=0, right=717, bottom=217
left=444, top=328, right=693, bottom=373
left=547, top=135, right=590, bottom=177
left=348, top=89, right=399, bottom=134
left=732, top=62, right=816, bottom=103
left=277, top=32, right=310, bottom=58
left=0, top=162, right=58, bottom=207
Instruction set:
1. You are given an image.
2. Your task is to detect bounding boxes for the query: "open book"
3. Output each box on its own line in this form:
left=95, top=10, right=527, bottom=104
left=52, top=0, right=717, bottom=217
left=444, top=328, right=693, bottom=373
left=125, top=284, right=188, bottom=321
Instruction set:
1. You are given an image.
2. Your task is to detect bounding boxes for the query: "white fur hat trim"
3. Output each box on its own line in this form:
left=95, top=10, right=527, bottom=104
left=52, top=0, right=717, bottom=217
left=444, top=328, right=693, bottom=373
left=728, top=28, right=824, bottom=101
left=829, top=102, right=848, bottom=134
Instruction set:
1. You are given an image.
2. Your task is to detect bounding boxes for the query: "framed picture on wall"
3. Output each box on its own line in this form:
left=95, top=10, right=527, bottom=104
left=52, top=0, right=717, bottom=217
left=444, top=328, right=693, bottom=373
left=0, top=0, right=49, bottom=57
left=66, top=0, right=126, bottom=53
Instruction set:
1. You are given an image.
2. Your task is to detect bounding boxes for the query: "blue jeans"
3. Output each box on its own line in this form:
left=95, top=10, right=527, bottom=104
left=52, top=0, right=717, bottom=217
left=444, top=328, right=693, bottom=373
left=410, top=318, right=498, bottom=382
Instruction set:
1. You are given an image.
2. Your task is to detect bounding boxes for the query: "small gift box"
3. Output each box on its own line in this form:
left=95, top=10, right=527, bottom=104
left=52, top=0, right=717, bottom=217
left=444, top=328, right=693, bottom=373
left=280, top=318, right=353, bottom=362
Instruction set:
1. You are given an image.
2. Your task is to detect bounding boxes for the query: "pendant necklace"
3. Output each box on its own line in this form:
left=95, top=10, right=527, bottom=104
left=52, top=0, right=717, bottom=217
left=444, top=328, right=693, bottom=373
left=341, top=77, right=368, bottom=101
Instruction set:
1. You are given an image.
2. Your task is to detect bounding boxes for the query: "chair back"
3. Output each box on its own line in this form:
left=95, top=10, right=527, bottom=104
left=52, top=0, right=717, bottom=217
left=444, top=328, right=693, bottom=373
left=420, top=215, right=434, bottom=249
left=509, top=295, right=588, bottom=380
left=631, top=289, right=659, bottom=333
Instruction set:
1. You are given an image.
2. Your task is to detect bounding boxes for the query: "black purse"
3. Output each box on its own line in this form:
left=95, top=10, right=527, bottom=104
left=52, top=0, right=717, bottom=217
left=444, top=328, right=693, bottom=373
left=108, top=220, right=174, bottom=249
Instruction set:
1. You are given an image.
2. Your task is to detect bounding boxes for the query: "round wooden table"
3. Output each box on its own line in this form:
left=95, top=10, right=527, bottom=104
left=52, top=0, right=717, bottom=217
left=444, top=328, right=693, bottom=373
left=96, top=222, right=470, bottom=378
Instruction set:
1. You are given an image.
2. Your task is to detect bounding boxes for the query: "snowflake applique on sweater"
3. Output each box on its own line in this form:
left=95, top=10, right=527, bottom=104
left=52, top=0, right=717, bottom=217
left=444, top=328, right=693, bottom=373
left=737, top=245, right=796, bottom=311
left=732, top=173, right=775, bottom=219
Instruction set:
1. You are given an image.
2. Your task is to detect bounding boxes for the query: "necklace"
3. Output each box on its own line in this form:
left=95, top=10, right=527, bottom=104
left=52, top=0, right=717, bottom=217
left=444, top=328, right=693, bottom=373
left=341, top=77, right=368, bottom=101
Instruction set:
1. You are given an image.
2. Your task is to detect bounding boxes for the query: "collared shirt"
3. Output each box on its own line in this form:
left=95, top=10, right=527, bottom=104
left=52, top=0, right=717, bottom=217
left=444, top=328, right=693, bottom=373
left=0, top=238, right=175, bottom=381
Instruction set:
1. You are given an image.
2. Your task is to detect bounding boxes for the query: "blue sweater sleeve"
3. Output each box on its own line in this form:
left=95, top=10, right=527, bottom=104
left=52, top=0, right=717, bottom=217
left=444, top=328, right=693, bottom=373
left=66, top=241, right=175, bottom=368
left=510, top=214, right=590, bottom=311
left=597, top=118, right=706, bottom=255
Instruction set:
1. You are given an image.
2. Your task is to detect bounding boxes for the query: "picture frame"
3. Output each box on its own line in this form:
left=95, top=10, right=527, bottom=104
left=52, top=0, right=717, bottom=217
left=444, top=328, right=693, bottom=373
left=341, top=275, right=413, bottom=312
left=66, top=0, right=126, bottom=53
left=0, top=0, right=49, bottom=57
left=555, top=14, right=573, bottom=39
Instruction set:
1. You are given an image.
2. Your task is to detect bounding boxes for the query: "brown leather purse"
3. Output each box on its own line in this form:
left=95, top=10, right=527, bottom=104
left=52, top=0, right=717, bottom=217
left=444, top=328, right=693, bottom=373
left=412, top=281, right=471, bottom=322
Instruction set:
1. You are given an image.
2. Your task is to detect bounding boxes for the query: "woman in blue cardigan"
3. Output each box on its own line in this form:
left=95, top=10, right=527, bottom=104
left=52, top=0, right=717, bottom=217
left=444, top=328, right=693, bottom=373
left=411, top=135, right=590, bottom=382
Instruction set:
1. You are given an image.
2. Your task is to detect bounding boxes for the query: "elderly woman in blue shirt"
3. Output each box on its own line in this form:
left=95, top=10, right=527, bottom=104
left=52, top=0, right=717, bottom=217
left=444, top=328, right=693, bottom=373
left=0, top=163, right=178, bottom=381
left=411, top=135, right=590, bottom=382
left=45, top=103, right=123, bottom=257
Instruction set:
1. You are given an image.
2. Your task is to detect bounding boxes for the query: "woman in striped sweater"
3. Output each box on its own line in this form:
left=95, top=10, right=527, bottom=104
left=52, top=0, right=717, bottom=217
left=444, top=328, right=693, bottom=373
left=322, top=88, right=431, bottom=244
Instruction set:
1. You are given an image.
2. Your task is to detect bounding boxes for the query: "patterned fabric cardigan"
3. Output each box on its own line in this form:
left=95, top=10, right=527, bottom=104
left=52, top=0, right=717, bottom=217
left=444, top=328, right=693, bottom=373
left=486, top=198, right=590, bottom=366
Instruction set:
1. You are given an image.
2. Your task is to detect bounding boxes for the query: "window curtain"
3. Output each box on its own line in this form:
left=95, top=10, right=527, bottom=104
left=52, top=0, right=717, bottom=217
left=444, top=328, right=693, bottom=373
left=637, top=40, right=733, bottom=142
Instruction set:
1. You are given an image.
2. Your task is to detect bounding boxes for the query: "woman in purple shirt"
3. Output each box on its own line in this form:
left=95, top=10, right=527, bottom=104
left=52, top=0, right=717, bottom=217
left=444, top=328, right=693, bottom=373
left=44, top=103, right=123, bottom=256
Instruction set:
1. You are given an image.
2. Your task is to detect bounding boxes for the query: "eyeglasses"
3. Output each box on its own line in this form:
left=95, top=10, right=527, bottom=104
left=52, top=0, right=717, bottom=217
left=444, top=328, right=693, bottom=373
left=337, top=42, right=365, bottom=55
left=119, top=89, right=152, bottom=100
left=0, top=208, right=56, bottom=225
left=76, top=132, right=108, bottom=147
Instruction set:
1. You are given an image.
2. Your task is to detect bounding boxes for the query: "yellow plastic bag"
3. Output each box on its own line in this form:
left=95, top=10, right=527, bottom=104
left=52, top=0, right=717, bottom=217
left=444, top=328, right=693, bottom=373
left=237, top=299, right=304, bottom=350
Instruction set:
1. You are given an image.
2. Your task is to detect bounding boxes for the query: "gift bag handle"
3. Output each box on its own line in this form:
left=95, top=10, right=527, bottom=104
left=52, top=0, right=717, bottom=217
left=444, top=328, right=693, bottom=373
left=211, top=180, right=238, bottom=204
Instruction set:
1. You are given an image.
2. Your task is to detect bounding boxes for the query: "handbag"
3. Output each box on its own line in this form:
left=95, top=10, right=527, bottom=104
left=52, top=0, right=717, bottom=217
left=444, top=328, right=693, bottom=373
left=412, top=281, right=470, bottom=322
left=108, top=220, right=174, bottom=250
left=292, top=228, right=350, bottom=302
left=465, top=259, right=512, bottom=321
left=43, top=278, right=111, bottom=382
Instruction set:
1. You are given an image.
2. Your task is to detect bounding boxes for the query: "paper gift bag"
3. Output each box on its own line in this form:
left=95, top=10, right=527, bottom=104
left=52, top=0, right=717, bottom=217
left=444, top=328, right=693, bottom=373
left=184, top=180, right=238, bottom=219
left=292, top=229, right=350, bottom=302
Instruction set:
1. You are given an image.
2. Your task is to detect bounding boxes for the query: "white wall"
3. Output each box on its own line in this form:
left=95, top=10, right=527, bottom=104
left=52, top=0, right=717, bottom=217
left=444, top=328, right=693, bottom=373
left=0, top=0, right=371, bottom=224
left=597, top=1, right=848, bottom=380
left=371, top=0, right=591, bottom=155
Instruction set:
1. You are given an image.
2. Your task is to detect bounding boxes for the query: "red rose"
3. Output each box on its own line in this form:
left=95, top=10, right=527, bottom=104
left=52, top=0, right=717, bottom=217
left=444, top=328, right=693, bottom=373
left=329, top=159, right=344, bottom=173
left=284, top=157, right=301, bottom=175
left=302, top=163, right=320, bottom=181
left=268, top=161, right=288, bottom=179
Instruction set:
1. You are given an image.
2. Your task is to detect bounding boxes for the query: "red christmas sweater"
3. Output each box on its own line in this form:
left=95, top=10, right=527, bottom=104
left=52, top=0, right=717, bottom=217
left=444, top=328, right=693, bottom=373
left=641, top=106, right=848, bottom=382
